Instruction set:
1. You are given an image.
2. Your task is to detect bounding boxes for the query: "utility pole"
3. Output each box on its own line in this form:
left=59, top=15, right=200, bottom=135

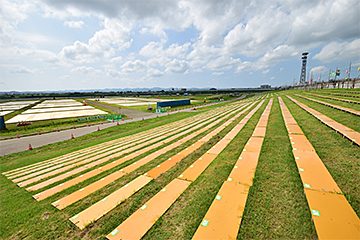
left=348, top=62, right=351, bottom=79
left=347, top=62, right=351, bottom=89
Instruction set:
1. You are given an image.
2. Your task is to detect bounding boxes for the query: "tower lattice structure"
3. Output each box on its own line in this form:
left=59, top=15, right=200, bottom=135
left=300, top=52, right=309, bottom=84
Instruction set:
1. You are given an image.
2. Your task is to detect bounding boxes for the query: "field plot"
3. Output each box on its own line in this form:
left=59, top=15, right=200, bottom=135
left=88, top=97, right=162, bottom=107
left=0, top=100, right=38, bottom=116
left=5, top=99, right=107, bottom=124
left=0, top=90, right=359, bottom=240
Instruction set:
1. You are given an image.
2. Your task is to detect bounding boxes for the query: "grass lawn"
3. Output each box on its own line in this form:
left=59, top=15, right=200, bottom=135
left=290, top=94, right=360, bottom=132
left=0, top=92, right=358, bottom=239
left=283, top=96, right=360, bottom=217
left=298, top=92, right=360, bottom=111
left=0, top=99, right=118, bottom=140
left=238, top=97, right=317, bottom=239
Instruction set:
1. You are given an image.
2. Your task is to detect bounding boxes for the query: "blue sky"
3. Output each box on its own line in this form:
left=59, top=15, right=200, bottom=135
left=0, top=0, right=359, bottom=91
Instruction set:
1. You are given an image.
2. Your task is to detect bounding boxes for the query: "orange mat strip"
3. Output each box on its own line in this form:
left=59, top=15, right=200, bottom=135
left=105, top=100, right=265, bottom=239
left=304, top=189, right=360, bottom=240
left=67, top=100, right=252, bottom=226
left=279, top=97, right=360, bottom=239
left=296, top=94, right=360, bottom=116
left=287, top=95, right=360, bottom=146
left=304, top=93, right=360, bottom=105
left=12, top=132, right=164, bottom=183
left=4, top=125, right=168, bottom=177
left=6, top=122, right=182, bottom=179
left=69, top=175, right=153, bottom=230
left=27, top=110, right=222, bottom=190
left=107, top=178, right=190, bottom=240
left=38, top=103, right=246, bottom=201
left=18, top=118, right=204, bottom=186
left=53, top=103, right=251, bottom=209
left=192, top=99, right=272, bottom=239
left=4, top=110, right=206, bottom=177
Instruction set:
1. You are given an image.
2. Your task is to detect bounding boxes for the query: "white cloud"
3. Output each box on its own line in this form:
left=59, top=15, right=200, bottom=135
left=287, top=0, right=359, bottom=45
left=313, top=39, right=360, bottom=63
left=121, top=59, right=147, bottom=73
left=110, top=56, right=123, bottom=63
left=262, top=69, right=270, bottom=74
left=2, top=0, right=360, bottom=91
left=212, top=72, right=224, bottom=76
left=204, top=56, right=241, bottom=71
left=13, top=66, right=37, bottom=74
left=60, top=18, right=132, bottom=62
left=0, top=0, right=35, bottom=47
left=165, top=59, right=189, bottom=73
left=105, top=68, right=122, bottom=78
left=147, top=68, right=163, bottom=77
left=140, top=40, right=190, bottom=59
left=139, top=26, right=167, bottom=39
left=64, top=20, right=84, bottom=28
left=310, top=66, right=328, bottom=75
left=58, top=75, right=70, bottom=79
left=71, top=66, right=102, bottom=74
left=270, top=77, right=275, bottom=80
left=223, top=6, right=291, bottom=57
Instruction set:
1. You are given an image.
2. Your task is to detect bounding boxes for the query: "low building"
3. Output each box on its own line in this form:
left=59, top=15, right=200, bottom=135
left=260, top=84, right=271, bottom=89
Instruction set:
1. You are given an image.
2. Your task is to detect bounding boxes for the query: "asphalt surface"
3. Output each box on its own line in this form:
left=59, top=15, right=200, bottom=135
left=88, top=100, right=156, bottom=118
left=0, top=108, right=186, bottom=156
left=0, top=95, right=247, bottom=156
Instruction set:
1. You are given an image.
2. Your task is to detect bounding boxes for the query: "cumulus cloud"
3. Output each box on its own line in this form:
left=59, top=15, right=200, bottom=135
left=147, top=68, right=163, bottom=77
left=64, top=20, right=84, bottom=28
left=165, top=59, right=189, bottom=73
left=140, top=40, right=190, bottom=59
left=121, top=60, right=147, bottom=73
left=313, top=39, right=360, bottom=63
left=223, top=6, right=291, bottom=57
left=262, top=69, right=270, bottom=75
left=310, top=66, right=328, bottom=75
left=60, top=18, right=132, bottom=62
left=139, top=26, right=167, bottom=39
left=110, top=56, right=123, bottom=63
left=71, top=66, right=102, bottom=74
left=105, top=68, right=122, bottom=78
left=212, top=72, right=224, bottom=76
left=13, top=66, right=37, bottom=73
left=0, top=0, right=35, bottom=47
left=2, top=0, right=360, bottom=91
left=58, top=75, right=70, bottom=79
left=287, top=0, right=359, bottom=45
left=204, top=56, right=241, bottom=71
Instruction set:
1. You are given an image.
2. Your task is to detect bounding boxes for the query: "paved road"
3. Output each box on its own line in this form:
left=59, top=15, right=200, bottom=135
left=88, top=100, right=156, bottom=119
left=0, top=108, right=186, bottom=156
left=0, top=95, right=247, bottom=156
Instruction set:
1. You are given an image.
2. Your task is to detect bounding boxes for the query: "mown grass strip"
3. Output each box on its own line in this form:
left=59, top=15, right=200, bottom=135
left=301, top=93, right=360, bottom=111
left=299, top=92, right=360, bottom=111
left=283, top=96, right=360, bottom=217
left=0, top=100, right=249, bottom=239
left=137, top=101, right=267, bottom=240
left=290, top=94, right=360, bottom=132
left=237, top=97, right=317, bottom=239
left=308, top=91, right=360, bottom=102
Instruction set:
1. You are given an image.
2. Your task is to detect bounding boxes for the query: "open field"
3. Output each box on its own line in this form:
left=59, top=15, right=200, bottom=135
left=5, top=100, right=108, bottom=124
left=0, top=90, right=359, bottom=239
left=0, top=100, right=116, bottom=140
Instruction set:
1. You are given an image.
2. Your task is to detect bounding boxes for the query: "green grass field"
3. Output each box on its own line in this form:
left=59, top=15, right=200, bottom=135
left=0, top=89, right=358, bottom=239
